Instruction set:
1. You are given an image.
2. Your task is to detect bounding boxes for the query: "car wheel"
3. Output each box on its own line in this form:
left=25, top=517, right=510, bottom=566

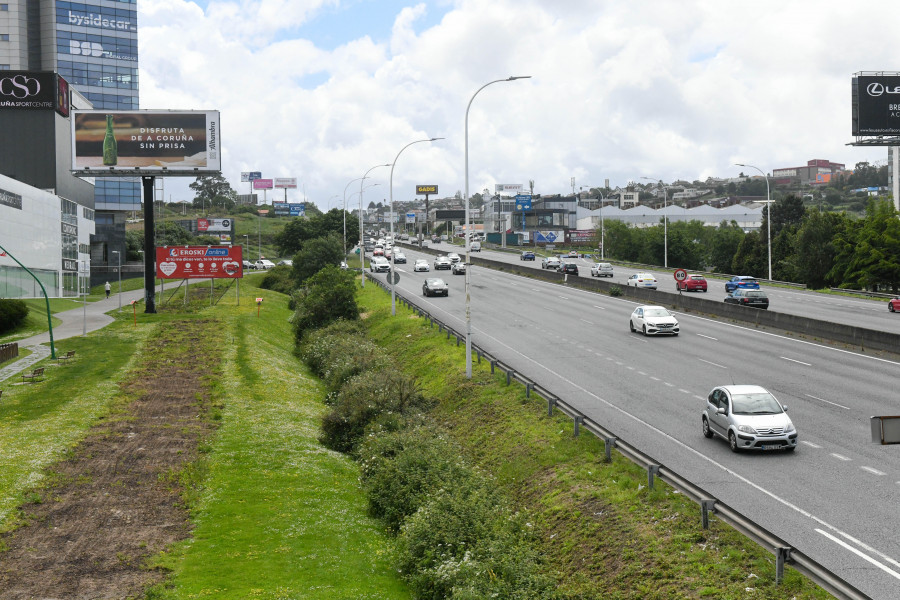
left=642, top=325, right=647, bottom=336
left=702, top=417, right=713, bottom=439
left=728, top=431, right=741, bottom=453
left=890, top=303, right=896, bottom=313
left=629, top=320, right=635, bottom=332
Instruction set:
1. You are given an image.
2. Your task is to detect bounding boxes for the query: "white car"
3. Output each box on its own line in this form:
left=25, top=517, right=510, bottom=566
left=277, top=259, right=293, bottom=266
left=447, top=253, right=461, bottom=263
left=369, top=257, right=390, bottom=273
left=626, top=272, right=658, bottom=289
left=590, top=262, right=614, bottom=277
left=413, top=259, right=430, bottom=272
left=629, top=305, right=679, bottom=336
left=702, top=385, right=798, bottom=452
left=254, top=259, right=276, bottom=270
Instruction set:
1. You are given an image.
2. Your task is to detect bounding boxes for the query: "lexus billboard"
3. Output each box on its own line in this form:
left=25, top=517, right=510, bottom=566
left=852, top=74, right=900, bottom=136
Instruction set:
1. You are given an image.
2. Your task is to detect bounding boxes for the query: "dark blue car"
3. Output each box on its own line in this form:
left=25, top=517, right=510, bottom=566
left=725, top=276, right=760, bottom=294
left=520, top=251, right=536, bottom=261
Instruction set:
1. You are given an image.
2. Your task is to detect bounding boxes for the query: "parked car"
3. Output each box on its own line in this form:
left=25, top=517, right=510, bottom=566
left=557, top=261, right=578, bottom=275
left=254, top=259, right=276, bottom=270
left=277, top=259, right=293, bottom=267
left=447, top=253, right=461, bottom=264
left=242, top=260, right=254, bottom=270
left=521, top=251, right=536, bottom=261
left=889, top=297, right=900, bottom=312
left=590, top=262, right=614, bottom=277
left=434, top=256, right=452, bottom=270
left=451, top=262, right=467, bottom=275
left=629, top=305, right=679, bottom=336
left=626, top=272, right=658, bottom=289
left=423, top=278, right=449, bottom=297
left=413, top=259, right=430, bottom=272
left=541, top=256, right=561, bottom=270
left=701, top=385, right=797, bottom=452
left=678, top=274, right=708, bottom=292
left=369, top=257, right=390, bottom=273
left=725, top=276, right=760, bottom=294
left=393, top=251, right=407, bottom=264
left=724, top=289, right=769, bottom=309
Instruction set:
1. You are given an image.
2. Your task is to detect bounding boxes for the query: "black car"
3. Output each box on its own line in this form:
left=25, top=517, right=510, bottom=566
left=520, top=251, right=536, bottom=261
left=724, top=289, right=769, bottom=309
left=422, top=278, right=449, bottom=297
left=557, top=261, right=578, bottom=275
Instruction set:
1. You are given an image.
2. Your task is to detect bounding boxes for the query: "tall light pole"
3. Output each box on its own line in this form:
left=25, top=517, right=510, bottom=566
left=359, top=163, right=392, bottom=289
left=343, top=177, right=365, bottom=257
left=640, top=176, right=669, bottom=268
left=582, top=186, right=606, bottom=259
left=111, top=250, right=121, bottom=312
left=464, top=75, right=531, bottom=378
left=735, top=163, right=772, bottom=281
left=390, top=139, right=442, bottom=314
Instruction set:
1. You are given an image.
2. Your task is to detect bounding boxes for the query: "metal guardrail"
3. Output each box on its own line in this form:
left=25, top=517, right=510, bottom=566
left=829, top=288, right=895, bottom=299
left=365, top=272, right=871, bottom=600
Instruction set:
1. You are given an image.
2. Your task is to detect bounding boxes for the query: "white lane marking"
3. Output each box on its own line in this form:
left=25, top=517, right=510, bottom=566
left=679, top=389, right=691, bottom=394
left=781, top=356, right=812, bottom=366
left=592, top=305, right=606, bottom=310
left=816, top=529, right=900, bottom=581
left=626, top=366, right=635, bottom=370
left=699, top=358, right=727, bottom=369
left=801, top=441, right=822, bottom=448
left=649, top=376, right=660, bottom=381
left=421, top=288, right=900, bottom=573
left=694, top=395, right=705, bottom=400
left=559, top=296, right=569, bottom=300
left=861, top=466, right=886, bottom=476
left=637, top=371, right=647, bottom=376
left=832, top=453, right=852, bottom=461
left=580, top=319, right=594, bottom=325
left=805, top=394, right=850, bottom=410
left=696, top=333, right=718, bottom=341
left=664, top=382, right=674, bottom=387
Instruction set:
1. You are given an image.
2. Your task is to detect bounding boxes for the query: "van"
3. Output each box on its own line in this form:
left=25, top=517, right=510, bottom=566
left=470, top=241, right=482, bottom=252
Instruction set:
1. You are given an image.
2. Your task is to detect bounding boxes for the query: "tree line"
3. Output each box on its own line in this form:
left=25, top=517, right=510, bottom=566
left=602, top=197, right=900, bottom=292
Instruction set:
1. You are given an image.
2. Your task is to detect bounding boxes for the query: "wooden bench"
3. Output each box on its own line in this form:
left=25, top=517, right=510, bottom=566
left=21, top=367, right=44, bottom=384
left=56, top=350, right=76, bottom=364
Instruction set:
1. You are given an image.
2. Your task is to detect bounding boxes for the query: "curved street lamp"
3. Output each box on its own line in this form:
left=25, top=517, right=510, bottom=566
left=581, top=185, right=607, bottom=259
left=390, top=138, right=442, bottom=315
left=640, top=176, right=669, bottom=268
left=357, top=164, right=392, bottom=288
left=735, top=163, right=772, bottom=282
left=464, top=75, right=531, bottom=378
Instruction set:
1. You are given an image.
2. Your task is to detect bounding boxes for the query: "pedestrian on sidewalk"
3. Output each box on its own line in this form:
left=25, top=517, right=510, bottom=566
left=105, top=281, right=111, bottom=299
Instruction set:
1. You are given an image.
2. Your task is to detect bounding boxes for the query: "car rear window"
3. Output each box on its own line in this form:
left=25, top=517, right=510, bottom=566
left=690, top=275, right=705, bottom=280
left=747, top=291, right=767, bottom=297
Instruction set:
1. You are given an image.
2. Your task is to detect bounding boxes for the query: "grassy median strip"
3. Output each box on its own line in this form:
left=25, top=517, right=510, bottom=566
left=356, top=284, right=832, bottom=599
left=146, top=283, right=409, bottom=599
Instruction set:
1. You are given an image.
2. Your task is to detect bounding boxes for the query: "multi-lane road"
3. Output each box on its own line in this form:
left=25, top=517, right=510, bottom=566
left=371, top=242, right=900, bottom=599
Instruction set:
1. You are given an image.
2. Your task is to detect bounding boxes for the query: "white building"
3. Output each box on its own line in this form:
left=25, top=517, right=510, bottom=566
left=576, top=203, right=763, bottom=232
left=0, top=175, right=95, bottom=299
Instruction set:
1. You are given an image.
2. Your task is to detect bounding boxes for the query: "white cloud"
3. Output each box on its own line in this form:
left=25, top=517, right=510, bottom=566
left=138, top=0, right=899, bottom=207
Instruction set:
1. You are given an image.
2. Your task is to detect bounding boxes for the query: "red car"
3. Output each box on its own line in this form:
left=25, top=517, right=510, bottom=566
left=678, top=274, right=708, bottom=292
left=889, top=297, right=900, bottom=312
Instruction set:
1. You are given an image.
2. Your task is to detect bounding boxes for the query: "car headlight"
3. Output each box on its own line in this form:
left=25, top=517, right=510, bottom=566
left=783, top=422, right=795, bottom=434
left=738, top=424, right=758, bottom=434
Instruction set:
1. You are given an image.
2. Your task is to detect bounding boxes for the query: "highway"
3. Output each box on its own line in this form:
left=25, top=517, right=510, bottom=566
left=373, top=242, right=900, bottom=599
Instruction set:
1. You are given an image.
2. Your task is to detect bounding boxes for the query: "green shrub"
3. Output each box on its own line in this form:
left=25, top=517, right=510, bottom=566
left=292, top=265, right=359, bottom=340
left=320, top=369, right=430, bottom=454
left=395, top=475, right=555, bottom=599
left=298, top=320, right=389, bottom=393
left=609, top=285, right=622, bottom=297
left=358, top=426, right=474, bottom=531
left=0, top=298, right=28, bottom=333
left=259, top=264, right=295, bottom=295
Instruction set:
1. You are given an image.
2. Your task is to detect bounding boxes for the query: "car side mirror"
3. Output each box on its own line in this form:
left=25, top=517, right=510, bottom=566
left=782, top=405, right=788, bottom=412
left=717, top=407, right=727, bottom=415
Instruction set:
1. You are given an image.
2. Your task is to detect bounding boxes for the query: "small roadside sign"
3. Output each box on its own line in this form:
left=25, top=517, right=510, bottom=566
left=674, top=269, right=688, bottom=282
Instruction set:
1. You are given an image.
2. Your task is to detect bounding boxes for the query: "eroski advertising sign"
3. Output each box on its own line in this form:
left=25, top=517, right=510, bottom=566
left=156, top=246, right=243, bottom=279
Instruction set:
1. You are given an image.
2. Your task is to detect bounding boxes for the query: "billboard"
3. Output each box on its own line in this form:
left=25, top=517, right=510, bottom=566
left=71, top=110, right=220, bottom=176
left=156, top=246, right=243, bottom=279
left=0, top=71, right=68, bottom=113
left=197, top=218, right=233, bottom=232
left=274, top=177, right=297, bottom=188
left=416, top=185, right=438, bottom=194
left=852, top=74, right=900, bottom=136
left=253, top=178, right=273, bottom=190
left=495, top=184, right=523, bottom=194
left=241, top=171, right=261, bottom=182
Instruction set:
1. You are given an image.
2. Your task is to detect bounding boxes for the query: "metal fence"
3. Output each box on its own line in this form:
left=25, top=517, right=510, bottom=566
left=365, top=272, right=870, bottom=600
left=0, top=342, right=18, bottom=364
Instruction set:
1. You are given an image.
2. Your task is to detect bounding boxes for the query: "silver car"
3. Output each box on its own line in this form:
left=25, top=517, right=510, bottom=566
left=590, top=262, right=614, bottom=277
left=629, top=305, right=679, bottom=336
left=701, top=385, right=798, bottom=453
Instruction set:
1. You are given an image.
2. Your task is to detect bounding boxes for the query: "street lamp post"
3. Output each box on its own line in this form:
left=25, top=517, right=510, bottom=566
left=640, top=177, right=669, bottom=268
left=390, top=139, right=442, bottom=315
left=359, top=164, right=392, bottom=289
left=343, top=177, right=365, bottom=257
left=735, top=163, right=772, bottom=282
left=464, top=75, right=531, bottom=378
left=111, top=250, right=121, bottom=312
left=581, top=186, right=606, bottom=259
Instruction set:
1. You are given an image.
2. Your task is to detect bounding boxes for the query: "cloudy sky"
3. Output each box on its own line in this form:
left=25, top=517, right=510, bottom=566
left=137, top=0, right=898, bottom=209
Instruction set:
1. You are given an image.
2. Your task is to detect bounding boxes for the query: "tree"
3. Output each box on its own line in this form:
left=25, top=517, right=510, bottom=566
left=275, top=209, right=357, bottom=257
left=292, top=235, right=344, bottom=284
left=189, top=174, right=237, bottom=212
left=292, top=265, right=359, bottom=340
left=706, top=221, right=745, bottom=273
left=787, top=209, right=849, bottom=288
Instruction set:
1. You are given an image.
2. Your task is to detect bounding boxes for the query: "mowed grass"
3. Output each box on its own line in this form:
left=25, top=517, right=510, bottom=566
left=356, top=284, right=833, bottom=599
left=145, top=282, right=409, bottom=598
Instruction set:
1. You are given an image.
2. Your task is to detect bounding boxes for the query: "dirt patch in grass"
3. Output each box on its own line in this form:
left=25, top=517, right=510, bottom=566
left=0, top=319, right=220, bottom=599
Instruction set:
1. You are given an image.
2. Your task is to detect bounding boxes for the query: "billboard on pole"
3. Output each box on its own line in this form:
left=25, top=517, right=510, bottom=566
left=253, top=178, right=273, bottom=189
left=274, top=177, right=297, bottom=188
left=156, top=246, right=243, bottom=279
left=852, top=74, right=900, bottom=136
left=71, top=110, right=220, bottom=176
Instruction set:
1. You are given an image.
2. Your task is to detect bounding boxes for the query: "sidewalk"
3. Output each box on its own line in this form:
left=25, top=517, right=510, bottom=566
left=0, top=287, right=149, bottom=383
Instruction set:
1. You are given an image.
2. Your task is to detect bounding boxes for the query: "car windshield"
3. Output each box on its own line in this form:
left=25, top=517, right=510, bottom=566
left=643, top=308, right=670, bottom=318
left=731, top=392, right=783, bottom=415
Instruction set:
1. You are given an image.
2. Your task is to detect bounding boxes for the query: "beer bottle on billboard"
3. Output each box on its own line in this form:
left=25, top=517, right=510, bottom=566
left=102, top=114, right=117, bottom=166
